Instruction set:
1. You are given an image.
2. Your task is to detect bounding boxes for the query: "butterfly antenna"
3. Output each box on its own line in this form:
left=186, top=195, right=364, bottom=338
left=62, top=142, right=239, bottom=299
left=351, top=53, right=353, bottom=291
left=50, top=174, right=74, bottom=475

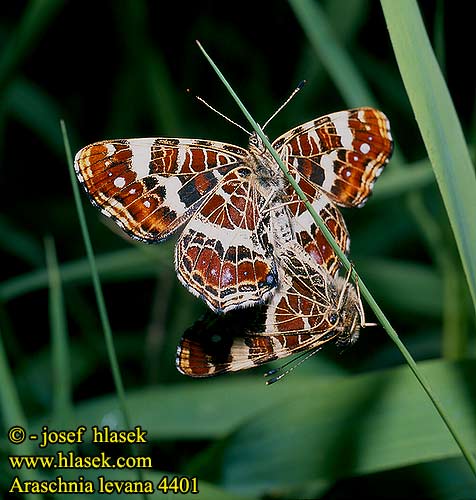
left=264, top=345, right=323, bottom=385
left=262, top=80, right=307, bottom=131
left=192, top=93, right=251, bottom=135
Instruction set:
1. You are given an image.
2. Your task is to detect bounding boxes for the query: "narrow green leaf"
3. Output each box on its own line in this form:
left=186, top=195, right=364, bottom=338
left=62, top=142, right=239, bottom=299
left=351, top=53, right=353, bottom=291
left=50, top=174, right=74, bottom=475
left=288, top=0, right=376, bottom=107
left=372, top=159, right=434, bottom=200
left=221, top=361, right=476, bottom=495
left=61, top=121, right=147, bottom=491
left=0, top=329, right=43, bottom=498
left=324, top=0, right=369, bottom=44
left=112, top=0, right=182, bottom=135
left=5, top=77, right=74, bottom=157
left=44, top=236, right=73, bottom=425
left=381, top=0, right=476, bottom=314
left=0, top=0, right=62, bottom=95
left=357, top=258, right=442, bottom=317
left=0, top=214, right=43, bottom=266
left=0, top=246, right=172, bottom=302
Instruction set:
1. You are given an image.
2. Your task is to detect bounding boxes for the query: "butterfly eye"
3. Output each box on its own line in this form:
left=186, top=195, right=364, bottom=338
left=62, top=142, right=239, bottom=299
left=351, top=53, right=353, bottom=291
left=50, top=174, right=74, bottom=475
left=329, top=313, right=338, bottom=325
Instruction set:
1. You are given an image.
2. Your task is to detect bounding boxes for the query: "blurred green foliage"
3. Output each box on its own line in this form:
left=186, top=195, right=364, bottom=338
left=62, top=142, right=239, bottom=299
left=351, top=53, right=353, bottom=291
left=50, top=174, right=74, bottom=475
left=0, top=0, right=475, bottom=498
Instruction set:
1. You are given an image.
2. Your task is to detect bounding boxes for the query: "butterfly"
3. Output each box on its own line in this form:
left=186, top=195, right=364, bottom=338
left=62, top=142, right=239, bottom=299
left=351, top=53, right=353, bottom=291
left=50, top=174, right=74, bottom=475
left=75, top=107, right=392, bottom=313
left=176, top=242, right=373, bottom=383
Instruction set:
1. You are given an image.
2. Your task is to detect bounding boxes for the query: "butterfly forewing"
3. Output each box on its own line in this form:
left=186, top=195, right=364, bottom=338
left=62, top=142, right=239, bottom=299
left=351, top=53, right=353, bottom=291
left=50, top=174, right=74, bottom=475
left=74, top=138, right=246, bottom=242
left=274, top=107, right=393, bottom=208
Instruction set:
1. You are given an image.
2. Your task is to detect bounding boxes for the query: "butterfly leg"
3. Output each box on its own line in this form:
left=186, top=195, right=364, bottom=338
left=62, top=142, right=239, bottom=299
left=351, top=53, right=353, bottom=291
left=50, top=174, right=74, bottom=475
left=353, top=270, right=377, bottom=328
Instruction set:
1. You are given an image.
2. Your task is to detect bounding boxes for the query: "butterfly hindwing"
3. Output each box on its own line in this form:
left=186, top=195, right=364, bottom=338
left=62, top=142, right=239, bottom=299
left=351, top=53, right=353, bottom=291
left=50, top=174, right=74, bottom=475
left=175, top=165, right=279, bottom=312
left=287, top=179, right=350, bottom=277
left=175, top=221, right=278, bottom=313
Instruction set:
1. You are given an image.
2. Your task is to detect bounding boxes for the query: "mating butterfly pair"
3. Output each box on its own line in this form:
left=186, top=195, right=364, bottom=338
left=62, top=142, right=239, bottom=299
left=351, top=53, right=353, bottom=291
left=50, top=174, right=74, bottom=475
left=75, top=106, right=392, bottom=379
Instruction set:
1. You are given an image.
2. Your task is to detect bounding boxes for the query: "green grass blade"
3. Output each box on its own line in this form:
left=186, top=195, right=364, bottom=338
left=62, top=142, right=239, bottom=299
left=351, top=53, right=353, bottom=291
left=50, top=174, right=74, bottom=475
left=0, top=0, right=62, bottom=95
left=5, top=77, right=74, bottom=157
left=381, top=0, right=476, bottom=314
left=357, top=258, right=442, bottom=317
left=288, top=0, right=375, bottom=107
left=61, top=123, right=132, bottom=421
left=324, top=0, right=369, bottom=45
left=0, top=246, right=171, bottom=302
left=0, top=214, right=43, bottom=266
left=405, top=193, right=469, bottom=359
left=372, top=158, right=434, bottom=199
left=111, top=0, right=182, bottom=136
left=44, top=236, right=72, bottom=425
left=62, top=121, right=147, bottom=494
left=0, top=329, right=43, bottom=498
left=221, top=361, right=476, bottom=495
left=196, top=41, right=476, bottom=478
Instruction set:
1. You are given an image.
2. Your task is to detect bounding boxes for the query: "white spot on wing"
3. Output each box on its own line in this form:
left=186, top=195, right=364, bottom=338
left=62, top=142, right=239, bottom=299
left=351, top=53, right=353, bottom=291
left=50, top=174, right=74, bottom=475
left=123, top=174, right=184, bottom=219
left=177, top=146, right=187, bottom=169
left=360, top=143, right=370, bottom=154
left=161, top=176, right=188, bottom=214
left=383, top=117, right=393, bottom=141
left=320, top=152, right=338, bottom=192
left=114, top=177, right=126, bottom=188
left=334, top=115, right=353, bottom=150
left=129, top=141, right=152, bottom=178
left=221, top=268, right=233, bottom=286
